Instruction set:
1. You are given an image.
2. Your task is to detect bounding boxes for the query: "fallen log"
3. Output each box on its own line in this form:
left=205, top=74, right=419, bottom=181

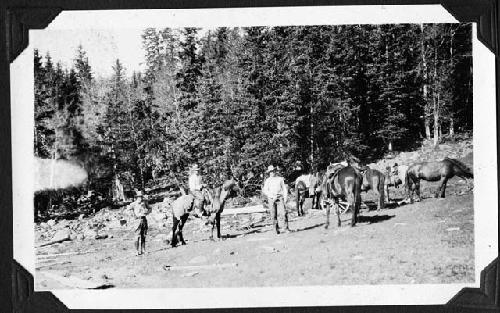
left=35, top=261, right=72, bottom=269
left=41, top=271, right=114, bottom=289
left=163, top=263, right=238, bottom=271
left=36, top=237, right=71, bottom=248
left=221, top=205, right=267, bottom=216
left=37, top=250, right=96, bottom=259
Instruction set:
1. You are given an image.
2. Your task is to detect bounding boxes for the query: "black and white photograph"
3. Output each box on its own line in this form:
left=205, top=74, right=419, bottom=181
left=8, top=5, right=498, bottom=309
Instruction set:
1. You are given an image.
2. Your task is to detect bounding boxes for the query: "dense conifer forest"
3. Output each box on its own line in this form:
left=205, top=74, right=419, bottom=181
left=34, top=24, right=472, bottom=196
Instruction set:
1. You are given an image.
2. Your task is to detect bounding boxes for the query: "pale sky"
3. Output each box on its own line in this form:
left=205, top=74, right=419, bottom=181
left=32, top=29, right=146, bottom=78
left=30, top=6, right=457, bottom=78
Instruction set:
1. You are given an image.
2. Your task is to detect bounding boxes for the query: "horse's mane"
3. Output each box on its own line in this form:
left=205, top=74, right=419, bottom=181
left=444, top=158, right=474, bottom=178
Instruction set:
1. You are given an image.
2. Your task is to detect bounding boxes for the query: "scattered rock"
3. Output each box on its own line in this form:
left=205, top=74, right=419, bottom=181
left=51, top=229, right=71, bottom=242
left=47, top=220, right=56, bottom=227
left=84, top=229, right=98, bottom=239
left=95, top=234, right=108, bottom=240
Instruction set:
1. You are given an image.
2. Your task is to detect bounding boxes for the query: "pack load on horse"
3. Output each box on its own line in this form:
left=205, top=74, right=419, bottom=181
left=405, top=158, right=473, bottom=202
left=320, top=164, right=362, bottom=228
left=262, top=165, right=290, bottom=234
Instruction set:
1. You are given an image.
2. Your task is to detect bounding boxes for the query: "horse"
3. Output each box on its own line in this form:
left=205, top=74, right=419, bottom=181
left=360, top=167, right=385, bottom=211
left=405, top=158, right=473, bottom=202
left=170, top=179, right=240, bottom=247
left=205, top=179, right=240, bottom=240
left=294, top=172, right=323, bottom=216
left=320, top=166, right=362, bottom=228
left=170, top=188, right=212, bottom=247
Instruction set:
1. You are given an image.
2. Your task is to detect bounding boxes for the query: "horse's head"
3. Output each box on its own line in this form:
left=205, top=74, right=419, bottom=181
left=206, top=179, right=239, bottom=224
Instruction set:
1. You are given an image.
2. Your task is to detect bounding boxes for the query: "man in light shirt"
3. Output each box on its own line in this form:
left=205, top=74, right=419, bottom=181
left=262, top=165, right=290, bottom=234
left=188, top=164, right=206, bottom=217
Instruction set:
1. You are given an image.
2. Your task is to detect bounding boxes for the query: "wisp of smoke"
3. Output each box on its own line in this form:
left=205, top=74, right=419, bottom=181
left=34, top=157, right=88, bottom=192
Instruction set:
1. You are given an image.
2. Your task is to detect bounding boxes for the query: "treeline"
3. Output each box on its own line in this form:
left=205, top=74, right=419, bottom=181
left=34, top=24, right=472, bottom=196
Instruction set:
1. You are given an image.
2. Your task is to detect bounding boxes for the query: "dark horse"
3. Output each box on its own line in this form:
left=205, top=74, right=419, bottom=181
left=320, top=166, right=362, bottom=228
left=360, top=168, right=386, bottom=211
left=205, top=179, right=240, bottom=240
left=406, top=158, right=473, bottom=202
left=295, top=173, right=323, bottom=216
left=170, top=179, right=239, bottom=247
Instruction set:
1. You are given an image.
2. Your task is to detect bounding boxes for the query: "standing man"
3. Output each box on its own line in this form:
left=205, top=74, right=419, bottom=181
left=262, top=165, right=290, bottom=234
left=188, top=164, right=206, bottom=217
left=130, top=191, right=151, bottom=256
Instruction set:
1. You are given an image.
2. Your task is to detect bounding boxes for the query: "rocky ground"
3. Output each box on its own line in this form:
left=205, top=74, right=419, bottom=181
left=34, top=139, right=475, bottom=289
left=369, top=137, right=473, bottom=172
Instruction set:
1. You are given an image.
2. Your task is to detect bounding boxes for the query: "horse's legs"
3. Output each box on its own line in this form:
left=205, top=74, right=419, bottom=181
left=296, top=189, right=302, bottom=216
left=324, top=203, right=331, bottom=229
left=178, top=214, right=189, bottom=245
left=210, top=219, right=215, bottom=240
left=414, top=179, right=421, bottom=201
left=171, top=216, right=179, bottom=247
left=438, top=177, right=449, bottom=198
left=350, top=199, right=357, bottom=227
left=216, top=213, right=222, bottom=238
left=335, top=203, right=341, bottom=227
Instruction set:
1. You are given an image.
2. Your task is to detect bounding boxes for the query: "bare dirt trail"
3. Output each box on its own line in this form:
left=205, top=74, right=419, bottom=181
left=35, top=177, right=474, bottom=289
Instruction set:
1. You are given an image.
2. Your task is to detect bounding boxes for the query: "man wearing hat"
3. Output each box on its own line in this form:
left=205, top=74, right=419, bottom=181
left=188, top=164, right=206, bottom=217
left=262, top=165, right=290, bottom=234
left=130, top=191, right=151, bottom=256
left=391, top=163, right=401, bottom=187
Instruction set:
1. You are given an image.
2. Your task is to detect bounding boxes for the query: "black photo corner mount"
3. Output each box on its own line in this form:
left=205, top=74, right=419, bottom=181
left=2, top=0, right=499, bottom=312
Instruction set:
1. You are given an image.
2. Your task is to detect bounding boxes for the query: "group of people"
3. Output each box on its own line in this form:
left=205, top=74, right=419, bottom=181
left=129, top=161, right=402, bottom=254
left=129, top=163, right=292, bottom=255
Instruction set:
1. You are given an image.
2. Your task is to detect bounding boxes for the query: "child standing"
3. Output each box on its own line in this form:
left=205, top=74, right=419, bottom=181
left=130, top=191, right=151, bottom=255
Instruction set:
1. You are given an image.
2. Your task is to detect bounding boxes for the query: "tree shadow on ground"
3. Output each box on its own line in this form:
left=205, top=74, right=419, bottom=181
left=357, top=214, right=395, bottom=224
left=363, top=200, right=399, bottom=210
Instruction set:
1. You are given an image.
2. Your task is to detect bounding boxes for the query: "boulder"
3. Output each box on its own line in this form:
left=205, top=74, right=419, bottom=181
left=51, top=228, right=71, bottom=242
left=47, top=220, right=56, bottom=227
left=83, top=229, right=98, bottom=239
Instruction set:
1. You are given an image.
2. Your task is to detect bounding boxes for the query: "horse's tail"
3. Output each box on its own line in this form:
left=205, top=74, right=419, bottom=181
left=378, top=172, right=385, bottom=210
left=405, top=167, right=412, bottom=198
left=353, top=173, right=362, bottom=220
left=446, top=158, right=474, bottom=179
